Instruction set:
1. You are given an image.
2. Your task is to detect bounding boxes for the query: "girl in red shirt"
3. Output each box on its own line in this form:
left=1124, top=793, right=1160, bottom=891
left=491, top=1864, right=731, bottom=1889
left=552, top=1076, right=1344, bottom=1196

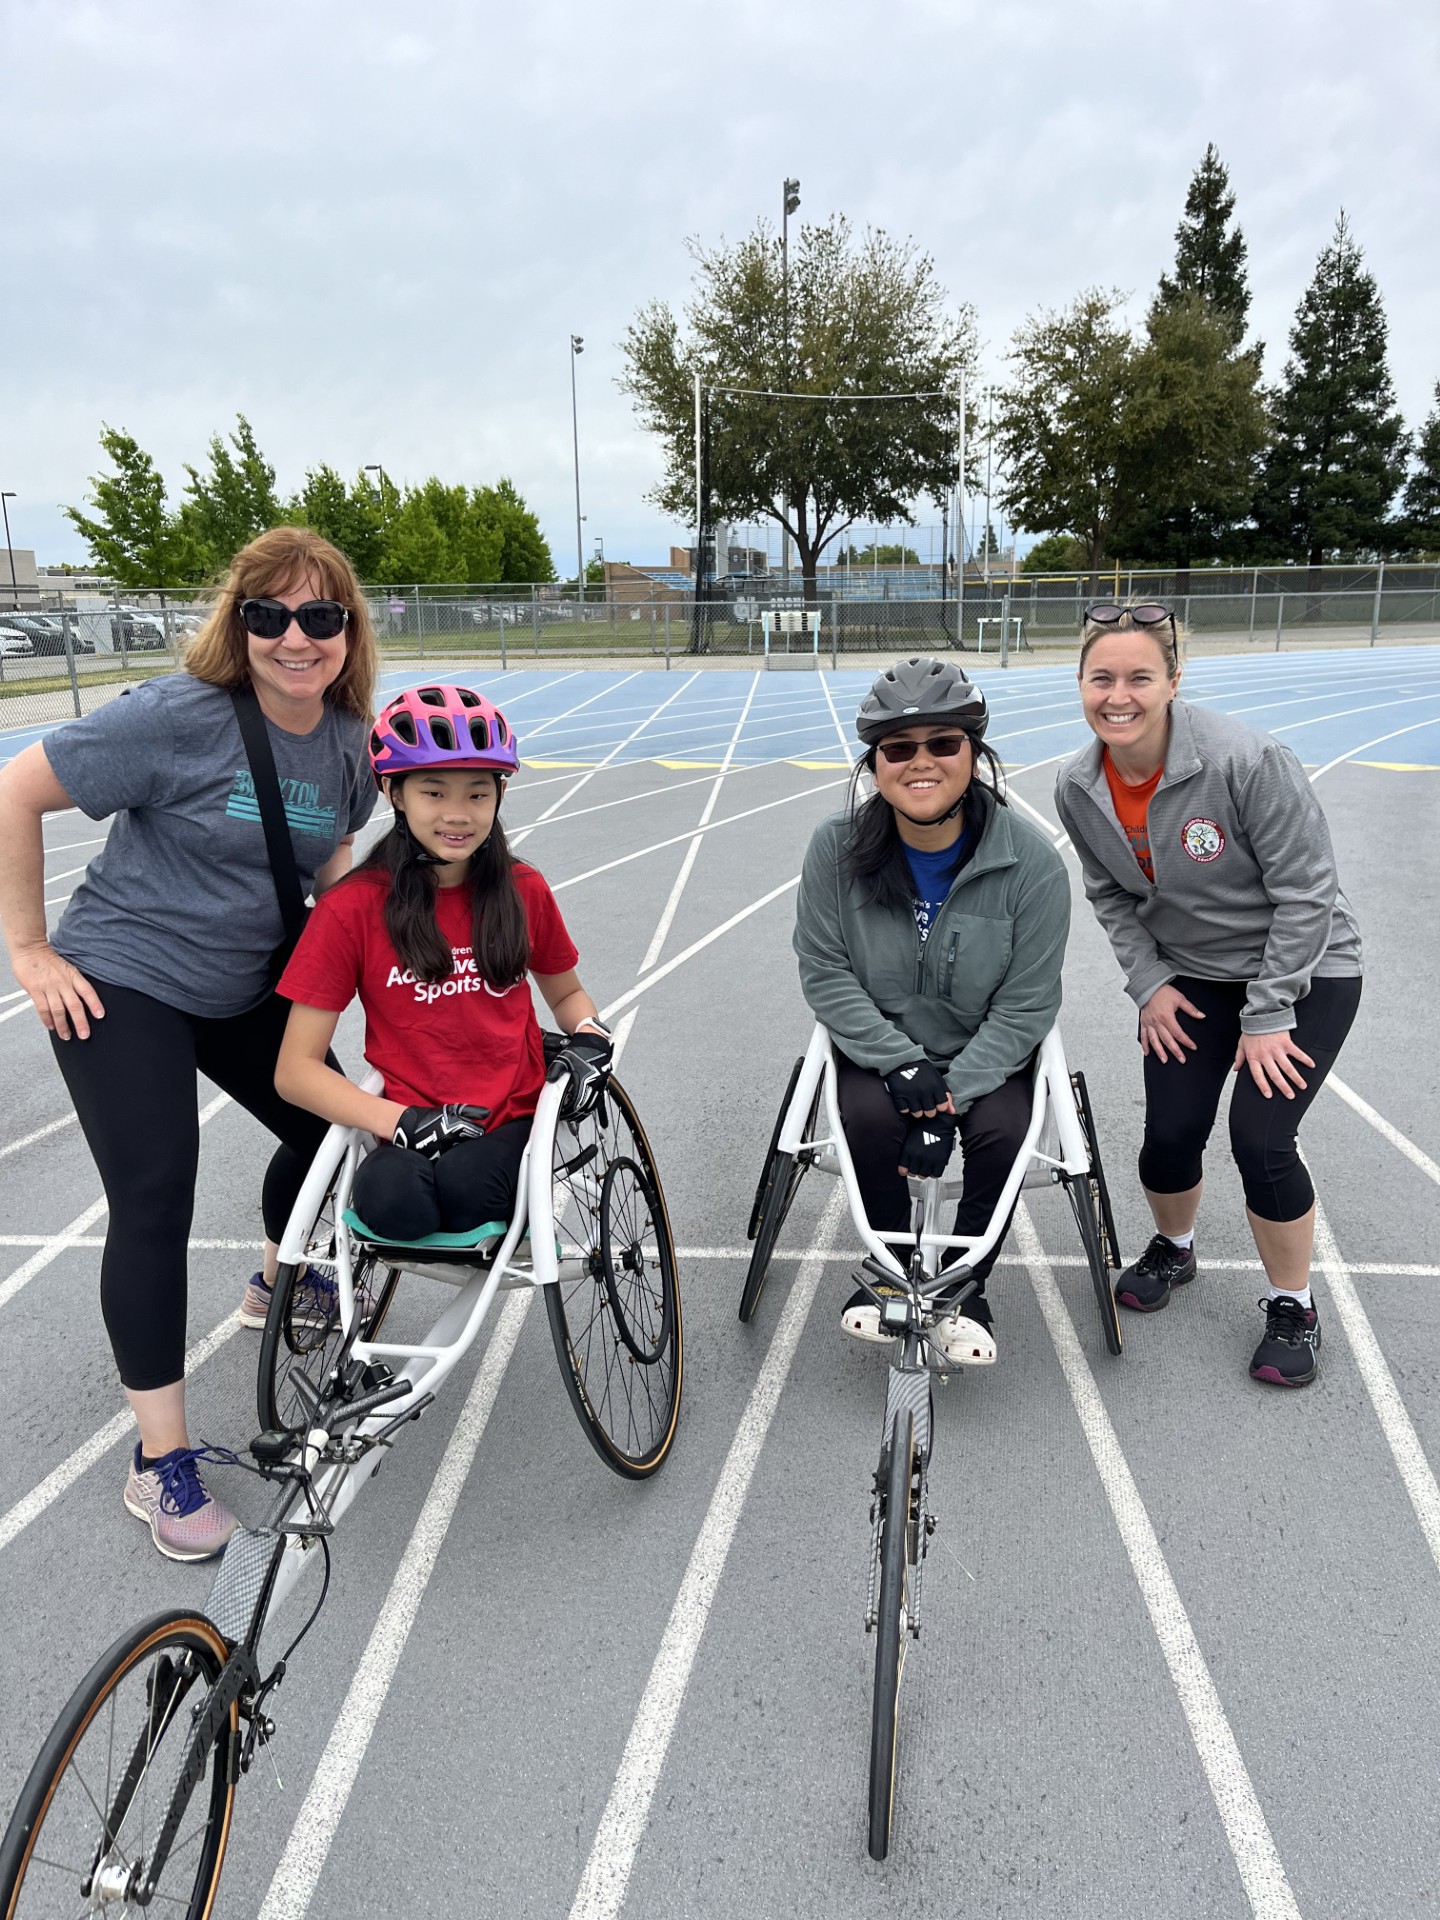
left=275, top=685, right=612, bottom=1241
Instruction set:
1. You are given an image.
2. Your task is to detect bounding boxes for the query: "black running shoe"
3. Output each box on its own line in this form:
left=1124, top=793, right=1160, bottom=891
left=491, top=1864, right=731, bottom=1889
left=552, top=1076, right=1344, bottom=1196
left=1114, top=1233, right=1197, bottom=1312
left=1249, top=1295, right=1321, bottom=1387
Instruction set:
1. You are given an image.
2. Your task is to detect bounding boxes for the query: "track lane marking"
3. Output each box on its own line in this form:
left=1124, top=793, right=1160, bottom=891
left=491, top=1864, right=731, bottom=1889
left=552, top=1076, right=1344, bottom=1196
left=1015, top=1204, right=1302, bottom=1920
left=567, top=1187, right=849, bottom=1920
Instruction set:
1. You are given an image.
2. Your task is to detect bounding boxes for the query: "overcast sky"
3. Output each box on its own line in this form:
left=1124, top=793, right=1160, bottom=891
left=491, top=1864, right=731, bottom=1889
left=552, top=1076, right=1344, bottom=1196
left=4, top=0, right=1436, bottom=575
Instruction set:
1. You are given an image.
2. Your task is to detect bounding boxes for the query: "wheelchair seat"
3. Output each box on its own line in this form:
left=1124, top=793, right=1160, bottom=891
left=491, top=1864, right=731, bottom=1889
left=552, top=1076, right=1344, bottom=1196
left=340, top=1206, right=510, bottom=1264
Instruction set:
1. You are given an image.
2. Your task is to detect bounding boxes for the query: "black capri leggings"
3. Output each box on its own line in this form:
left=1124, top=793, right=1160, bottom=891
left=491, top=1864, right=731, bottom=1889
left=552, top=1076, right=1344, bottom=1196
left=836, top=1052, right=1033, bottom=1289
left=1138, top=974, right=1362, bottom=1222
left=51, top=978, right=330, bottom=1392
left=351, top=1119, right=532, bottom=1243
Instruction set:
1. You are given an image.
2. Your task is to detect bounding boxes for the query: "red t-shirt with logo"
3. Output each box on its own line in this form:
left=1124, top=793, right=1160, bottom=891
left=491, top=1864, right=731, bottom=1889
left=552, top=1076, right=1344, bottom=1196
left=278, top=866, right=579, bottom=1122
left=1102, top=749, right=1164, bottom=884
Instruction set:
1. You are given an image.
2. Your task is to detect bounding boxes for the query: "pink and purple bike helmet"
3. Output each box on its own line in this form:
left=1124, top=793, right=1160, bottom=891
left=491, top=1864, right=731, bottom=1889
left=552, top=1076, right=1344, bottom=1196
left=368, top=684, right=520, bottom=786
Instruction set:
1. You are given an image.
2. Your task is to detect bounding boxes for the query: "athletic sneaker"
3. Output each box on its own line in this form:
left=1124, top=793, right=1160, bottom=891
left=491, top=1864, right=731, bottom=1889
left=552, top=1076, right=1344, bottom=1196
left=238, top=1265, right=337, bottom=1331
left=931, top=1290, right=997, bottom=1367
left=124, top=1445, right=238, bottom=1563
left=1114, top=1233, right=1197, bottom=1313
left=1249, top=1295, right=1321, bottom=1387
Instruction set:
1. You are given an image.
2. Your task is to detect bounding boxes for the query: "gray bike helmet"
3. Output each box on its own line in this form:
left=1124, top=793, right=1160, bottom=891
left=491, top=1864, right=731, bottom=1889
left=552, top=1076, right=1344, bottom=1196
left=855, top=656, right=989, bottom=745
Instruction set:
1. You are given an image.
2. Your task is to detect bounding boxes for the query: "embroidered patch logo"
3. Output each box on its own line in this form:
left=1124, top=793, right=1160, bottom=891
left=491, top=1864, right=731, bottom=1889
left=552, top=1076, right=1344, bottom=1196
left=1181, top=816, right=1225, bottom=863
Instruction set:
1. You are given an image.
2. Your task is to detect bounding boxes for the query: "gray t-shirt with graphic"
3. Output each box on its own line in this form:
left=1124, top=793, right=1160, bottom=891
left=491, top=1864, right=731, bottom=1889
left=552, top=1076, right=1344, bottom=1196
left=46, top=674, right=377, bottom=1017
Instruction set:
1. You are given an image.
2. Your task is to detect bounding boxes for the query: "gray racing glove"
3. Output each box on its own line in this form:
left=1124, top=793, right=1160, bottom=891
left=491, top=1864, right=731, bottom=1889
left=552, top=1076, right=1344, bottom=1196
left=393, top=1103, right=490, bottom=1158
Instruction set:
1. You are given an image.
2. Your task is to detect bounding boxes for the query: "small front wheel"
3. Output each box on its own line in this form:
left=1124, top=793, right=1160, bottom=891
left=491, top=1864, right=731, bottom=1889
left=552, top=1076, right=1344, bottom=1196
left=868, top=1408, right=915, bottom=1862
left=0, top=1611, right=235, bottom=1919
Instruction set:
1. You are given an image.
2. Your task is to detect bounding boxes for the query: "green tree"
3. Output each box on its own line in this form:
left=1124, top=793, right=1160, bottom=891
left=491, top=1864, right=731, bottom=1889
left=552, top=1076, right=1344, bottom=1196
left=471, top=478, right=555, bottom=582
left=993, top=290, right=1133, bottom=571
left=1021, top=532, right=1087, bottom=573
left=1155, top=144, right=1251, bottom=347
left=1402, top=381, right=1440, bottom=550
left=840, top=542, right=921, bottom=565
left=1114, top=296, right=1269, bottom=575
left=290, top=465, right=386, bottom=578
left=621, top=216, right=975, bottom=598
left=179, top=414, right=282, bottom=571
left=378, top=484, right=456, bottom=583
left=1252, top=214, right=1409, bottom=564
left=63, top=426, right=197, bottom=586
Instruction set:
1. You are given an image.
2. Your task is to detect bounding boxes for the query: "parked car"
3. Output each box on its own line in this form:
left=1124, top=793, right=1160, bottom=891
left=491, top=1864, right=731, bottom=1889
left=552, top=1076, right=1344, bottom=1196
left=109, top=609, right=168, bottom=651
left=0, top=614, right=95, bottom=656
left=0, top=627, right=35, bottom=657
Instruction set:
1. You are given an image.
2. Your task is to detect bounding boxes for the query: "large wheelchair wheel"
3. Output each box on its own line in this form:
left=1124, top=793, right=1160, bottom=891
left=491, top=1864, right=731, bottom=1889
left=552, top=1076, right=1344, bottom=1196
left=739, top=1056, right=821, bottom=1324
left=0, top=1611, right=235, bottom=1919
left=256, top=1172, right=401, bottom=1433
left=545, top=1076, right=682, bottom=1479
left=868, top=1408, right=915, bottom=1863
left=1066, top=1070, right=1123, bottom=1358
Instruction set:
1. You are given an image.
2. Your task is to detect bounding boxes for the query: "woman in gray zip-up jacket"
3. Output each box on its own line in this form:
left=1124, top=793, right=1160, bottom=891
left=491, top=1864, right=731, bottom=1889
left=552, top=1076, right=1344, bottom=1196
left=794, top=658, right=1070, bottom=1365
left=1054, top=604, right=1362, bottom=1388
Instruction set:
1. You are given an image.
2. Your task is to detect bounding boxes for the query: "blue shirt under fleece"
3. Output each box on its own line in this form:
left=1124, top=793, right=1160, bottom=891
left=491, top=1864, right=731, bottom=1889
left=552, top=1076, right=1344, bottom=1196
left=902, top=828, right=972, bottom=945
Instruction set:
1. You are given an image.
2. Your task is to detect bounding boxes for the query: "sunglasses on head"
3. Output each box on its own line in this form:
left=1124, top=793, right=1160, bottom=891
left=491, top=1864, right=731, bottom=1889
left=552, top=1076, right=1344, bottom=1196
left=875, top=732, right=972, bottom=766
left=1083, top=602, right=1174, bottom=633
left=240, top=597, right=349, bottom=641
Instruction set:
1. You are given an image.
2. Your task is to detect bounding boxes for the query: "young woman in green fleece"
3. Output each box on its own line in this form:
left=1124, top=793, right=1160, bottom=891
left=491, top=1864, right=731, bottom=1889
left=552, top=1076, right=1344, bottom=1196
left=794, top=657, right=1071, bottom=1367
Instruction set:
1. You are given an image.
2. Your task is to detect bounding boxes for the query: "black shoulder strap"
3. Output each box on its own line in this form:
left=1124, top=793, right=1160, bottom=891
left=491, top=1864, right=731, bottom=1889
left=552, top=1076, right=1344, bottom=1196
left=229, top=684, right=306, bottom=941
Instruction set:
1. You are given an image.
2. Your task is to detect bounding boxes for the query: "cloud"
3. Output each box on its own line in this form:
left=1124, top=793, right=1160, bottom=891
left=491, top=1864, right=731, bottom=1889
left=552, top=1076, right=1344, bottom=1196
left=4, top=0, right=1435, bottom=568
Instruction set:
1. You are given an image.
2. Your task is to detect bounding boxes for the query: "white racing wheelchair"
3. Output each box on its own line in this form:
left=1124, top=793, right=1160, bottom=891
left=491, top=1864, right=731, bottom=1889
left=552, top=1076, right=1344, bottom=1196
left=0, top=1041, right=684, bottom=1918
left=738, top=1022, right=1122, bottom=1861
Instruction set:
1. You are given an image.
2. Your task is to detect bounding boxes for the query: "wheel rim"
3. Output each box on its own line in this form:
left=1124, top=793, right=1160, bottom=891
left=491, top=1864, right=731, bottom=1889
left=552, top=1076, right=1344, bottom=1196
left=549, top=1085, right=681, bottom=1471
left=5, top=1621, right=232, bottom=1919
left=264, top=1211, right=399, bottom=1434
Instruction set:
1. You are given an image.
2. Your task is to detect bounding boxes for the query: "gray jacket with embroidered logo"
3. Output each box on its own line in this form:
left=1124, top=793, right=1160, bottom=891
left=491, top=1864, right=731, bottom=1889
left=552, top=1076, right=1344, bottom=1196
left=1053, top=698, right=1361, bottom=1035
left=793, top=797, right=1070, bottom=1117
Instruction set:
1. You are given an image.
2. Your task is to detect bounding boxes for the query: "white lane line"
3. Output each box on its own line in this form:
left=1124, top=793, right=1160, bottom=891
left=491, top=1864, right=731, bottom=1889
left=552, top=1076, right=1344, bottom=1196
left=0, top=1114, right=77, bottom=1161
left=0, top=1310, right=241, bottom=1555
left=520, top=672, right=703, bottom=834
left=41, top=862, right=91, bottom=886
left=1313, top=1201, right=1440, bottom=1575
left=817, top=671, right=854, bottom=759
left=600, top=875, right=800, bottom=1023
left=553, top=781, right=843, bottom=895
left=0, top=998, right=43, bottom=1027
left=1324, top=1075, right=1440, bottom=1186
left=567, top=1185, right=848, bottom=1920
left=513, top=759, right=770, bottom=836
left=1014, top=1205, right=1302, bottom=1920
left=638, top=673, right=761, bottom=973
left=0, top=1093, right=231, bottom=1313
left=0, top=987, right=27, bottom=1005
left=256, top=1289, right=533, bottom=1920
left=1310, top=715, right=1440, bottom=782
left=520, top=671, right=643, bottom=741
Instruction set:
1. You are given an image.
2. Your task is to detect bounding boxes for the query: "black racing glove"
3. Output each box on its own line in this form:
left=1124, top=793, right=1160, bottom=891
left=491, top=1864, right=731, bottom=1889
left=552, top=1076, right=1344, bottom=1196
left=882, top=1058, right=950, bottom=1116
left=393, top=1103, right=490, bottom=1158
left=547, top=1026, right=613, bottom=1120
left=898, top=1113, right=957, bottom=1180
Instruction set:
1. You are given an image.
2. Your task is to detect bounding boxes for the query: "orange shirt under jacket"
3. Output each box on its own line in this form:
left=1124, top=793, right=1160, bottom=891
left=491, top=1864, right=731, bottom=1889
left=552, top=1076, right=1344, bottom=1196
left=1102, top=749, right=1164, bottom=884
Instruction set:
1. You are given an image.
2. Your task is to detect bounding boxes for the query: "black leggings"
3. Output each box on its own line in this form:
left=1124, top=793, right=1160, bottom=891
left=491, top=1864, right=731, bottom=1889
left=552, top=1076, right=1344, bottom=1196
left=836, top=1053, right=1033, bottom=1288
left=350, top=1120, right=532, bottom=1242
left=1138, top=974, right=1362, bottom=1222
left=51, top=979, right=330, bottom=1392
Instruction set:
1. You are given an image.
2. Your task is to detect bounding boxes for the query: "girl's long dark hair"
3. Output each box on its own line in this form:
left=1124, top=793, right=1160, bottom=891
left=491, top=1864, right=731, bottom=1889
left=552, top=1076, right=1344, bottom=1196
left=351, top=779, right=531, bottom=987
left=844, top=738, right=1008, bottom=913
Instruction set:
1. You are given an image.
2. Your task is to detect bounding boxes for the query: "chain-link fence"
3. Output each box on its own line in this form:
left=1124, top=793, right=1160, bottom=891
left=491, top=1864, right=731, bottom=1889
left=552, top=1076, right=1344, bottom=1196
left=4, top=567, right=1438, bottom=737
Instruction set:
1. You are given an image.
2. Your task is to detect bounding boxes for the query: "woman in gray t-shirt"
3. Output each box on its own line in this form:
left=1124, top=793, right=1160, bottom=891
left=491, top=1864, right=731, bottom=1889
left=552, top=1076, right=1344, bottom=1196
left=0, top=527, right=378, bottom=1562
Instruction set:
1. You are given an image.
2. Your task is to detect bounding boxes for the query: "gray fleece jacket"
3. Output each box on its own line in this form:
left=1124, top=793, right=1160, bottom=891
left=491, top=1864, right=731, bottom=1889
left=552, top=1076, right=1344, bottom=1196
left=1053, top=698, right=1362, bottom=1034
left=793, top=798, right=1070, bottom=1116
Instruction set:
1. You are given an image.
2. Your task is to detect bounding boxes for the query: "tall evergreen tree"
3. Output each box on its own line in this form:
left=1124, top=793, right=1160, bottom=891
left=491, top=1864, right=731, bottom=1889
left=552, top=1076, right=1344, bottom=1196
left=63, top=427, right=199, bottom=586
left=179, top=415, right=282, bottom=571
left=1156, top=145, right=1251, bottom=348
left=1402, top=381, right=1440, bottom=550
left=1252, top=213, right=1409, bottom=564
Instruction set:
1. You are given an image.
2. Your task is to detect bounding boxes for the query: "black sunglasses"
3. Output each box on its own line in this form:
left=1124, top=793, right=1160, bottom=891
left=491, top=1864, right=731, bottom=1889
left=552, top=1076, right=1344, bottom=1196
left=1083, top=601, right=1175, bottom=634
left=240, top=597, right=349, bottom=641
left=875, top=732, right=972, bottom=765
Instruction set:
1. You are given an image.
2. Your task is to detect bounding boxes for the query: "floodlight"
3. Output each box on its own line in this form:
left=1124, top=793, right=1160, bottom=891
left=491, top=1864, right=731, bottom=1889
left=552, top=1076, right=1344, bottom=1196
left=784, top=179, right=800, bottom=215
left=571, top=335, right=584, bottom=354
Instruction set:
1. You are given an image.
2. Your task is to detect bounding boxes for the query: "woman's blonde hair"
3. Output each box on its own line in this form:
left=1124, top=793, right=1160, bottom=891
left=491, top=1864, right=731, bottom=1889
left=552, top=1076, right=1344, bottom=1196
left=184, top=526, right=377, bottom=720
left=1078, top=604, right=1186, bottom=678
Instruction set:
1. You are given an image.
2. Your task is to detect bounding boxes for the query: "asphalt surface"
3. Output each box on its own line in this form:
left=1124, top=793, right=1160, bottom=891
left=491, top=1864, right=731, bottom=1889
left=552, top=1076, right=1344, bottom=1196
left=1, top=655, right=1439, bottom=1920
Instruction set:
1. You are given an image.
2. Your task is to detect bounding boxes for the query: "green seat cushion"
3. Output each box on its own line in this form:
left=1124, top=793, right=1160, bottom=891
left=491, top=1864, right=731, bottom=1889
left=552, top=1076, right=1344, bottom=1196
left=341, top=1207, right=510, bottom=1252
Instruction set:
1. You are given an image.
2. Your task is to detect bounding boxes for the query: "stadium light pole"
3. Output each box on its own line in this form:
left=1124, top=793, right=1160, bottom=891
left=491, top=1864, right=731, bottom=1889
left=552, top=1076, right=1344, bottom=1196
left=0, top=493, right=17, bottom=607
left=780, top=177, right=800, bottom=589
left=570, top=335, right=585, bottom=608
